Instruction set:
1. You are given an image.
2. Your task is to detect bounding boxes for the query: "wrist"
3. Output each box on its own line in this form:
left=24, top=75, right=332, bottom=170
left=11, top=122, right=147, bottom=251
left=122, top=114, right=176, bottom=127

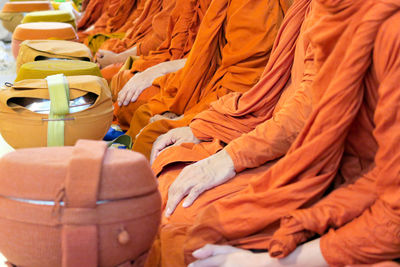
left=215, top=149, right=236, bottom=178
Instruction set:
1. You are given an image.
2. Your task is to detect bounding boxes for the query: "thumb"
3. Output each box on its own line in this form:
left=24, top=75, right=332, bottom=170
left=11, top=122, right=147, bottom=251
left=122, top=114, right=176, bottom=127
left=193, top=244, right=241, bottom=259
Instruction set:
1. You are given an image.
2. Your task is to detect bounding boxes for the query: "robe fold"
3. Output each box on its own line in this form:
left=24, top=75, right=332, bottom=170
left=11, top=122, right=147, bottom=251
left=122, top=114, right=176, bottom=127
left=128, top=0, right=292, bottom=158
left=99, top=0, right=174, bottom=56
left=268, top=1, right=400, bottom=265
left=77, top=0, right=143, bottom=53
left=110, top=0, right=212, bottom=130
left=146, top=0, right=400, bottom=265
left=144, top=0, right=319, bottom=265
left=77, top=0, right=109, bottom=31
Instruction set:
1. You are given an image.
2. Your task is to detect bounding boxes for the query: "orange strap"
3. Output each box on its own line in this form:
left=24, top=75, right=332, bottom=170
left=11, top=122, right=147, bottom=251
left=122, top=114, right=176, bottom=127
left=62, top=140, right=108, bottom=267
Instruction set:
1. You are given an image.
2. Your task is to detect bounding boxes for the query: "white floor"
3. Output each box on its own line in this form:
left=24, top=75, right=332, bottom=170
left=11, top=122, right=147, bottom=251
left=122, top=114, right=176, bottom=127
left=0, top=41, right=16, bottom=159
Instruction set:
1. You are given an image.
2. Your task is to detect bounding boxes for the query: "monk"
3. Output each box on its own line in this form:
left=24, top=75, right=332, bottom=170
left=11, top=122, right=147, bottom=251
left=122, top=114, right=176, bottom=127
left=95, top=0, right=176, bottom=65
left=97, top=0, right=212, bottom=128
left=138, top=0, right=317, bottom=265
left=76, top=0, right=108, bottom=31
left=163, top=0, right=400, bottom=266
left=77, top=0, right=145, bottom=53
left=124, top=0, right=292, bottom=159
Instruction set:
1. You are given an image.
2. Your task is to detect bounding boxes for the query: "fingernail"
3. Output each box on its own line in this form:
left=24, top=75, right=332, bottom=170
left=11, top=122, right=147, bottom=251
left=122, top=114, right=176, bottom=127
left=192, top=248, right=202, bottom=257
left=164, top=209, right=171, bottom=217
left=182, top=201, right=189, bottom=208
left=188, top=264, right=193, bottom=267
left=124, top=101, right=128, bottom=106
left=118, top=102, right=122, bottom=106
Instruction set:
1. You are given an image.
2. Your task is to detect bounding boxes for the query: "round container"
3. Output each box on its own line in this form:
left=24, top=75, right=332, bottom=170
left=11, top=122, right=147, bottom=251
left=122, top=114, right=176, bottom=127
left=0, top=140, right=161, bottom=267
left=2, top=1, right=53, bottom=12
left=12, top=22, right=77, bottom=58
left=0, top=1, right=53, bottom=32
left=15, top=60, right=102, bottom=81
left=22, top=10, right=76, bottom=28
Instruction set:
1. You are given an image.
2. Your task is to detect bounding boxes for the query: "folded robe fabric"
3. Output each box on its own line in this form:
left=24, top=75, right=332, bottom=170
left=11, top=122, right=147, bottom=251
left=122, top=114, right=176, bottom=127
left=77, top=0, right=109, bottom=31
left=267, top=1, right=400, bottom=265
left=109, top=0, right=212, bottom=130
left=127, top=0, right=292, bottom=159
left=99, top=0, right=175, bottom=56
left=145, top=0, right=319, bottom=265
left=77, top=0, right=142, bottom=53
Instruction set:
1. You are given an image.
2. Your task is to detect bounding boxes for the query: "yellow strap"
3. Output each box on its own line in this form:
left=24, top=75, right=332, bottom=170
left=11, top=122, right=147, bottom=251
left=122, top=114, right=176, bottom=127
left=46, top=74, right=70, bottom=147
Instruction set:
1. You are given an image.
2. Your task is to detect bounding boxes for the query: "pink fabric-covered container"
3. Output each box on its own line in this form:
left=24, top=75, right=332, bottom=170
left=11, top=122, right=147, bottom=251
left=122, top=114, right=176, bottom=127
left=12, top=22, right=77, bottom=58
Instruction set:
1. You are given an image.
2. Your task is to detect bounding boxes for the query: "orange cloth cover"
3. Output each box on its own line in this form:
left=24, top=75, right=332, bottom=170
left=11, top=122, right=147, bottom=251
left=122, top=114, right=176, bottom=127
left=16, top=40, right=93, bottom=72
left=12, top=22, right=77, bottom=58
left=127, top=0, right=292, bottom=158
left=0, top=75, right=112, bottom=148
left=2, top=1, right=53, bottom=12
left=110, top=0, right=212, bottom=130
left=0, top=140, right=161, bottom=267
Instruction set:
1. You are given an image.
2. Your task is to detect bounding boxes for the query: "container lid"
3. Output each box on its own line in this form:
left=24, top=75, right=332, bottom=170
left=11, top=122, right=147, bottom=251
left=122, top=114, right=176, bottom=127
left=0, top=144, right=158, bottom=201
left=22, top=10, right=75, bottom=24
left=2, top=1, right=52, bottom=13
left=15, top=60, right=102, bottom=81
left=22, top=40, right=92, bottom=60
left=13, top=22, right=76, bottom=40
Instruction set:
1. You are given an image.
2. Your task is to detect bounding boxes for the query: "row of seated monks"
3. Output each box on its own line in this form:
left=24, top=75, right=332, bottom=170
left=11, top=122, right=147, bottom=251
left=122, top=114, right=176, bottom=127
left=75, top=0, right=400, bottom=266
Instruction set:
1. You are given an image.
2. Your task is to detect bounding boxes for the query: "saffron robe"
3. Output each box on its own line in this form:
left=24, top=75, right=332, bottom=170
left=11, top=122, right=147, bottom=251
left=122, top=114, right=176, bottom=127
left=108, top=0, right=212, bottom=130
left=128, top=0, right=292, bottom=158
left=77, top=0, right=144, bottom=53
left=268, top=1, right=400, bottom=265
left=144, top=0, right=317, bottom=266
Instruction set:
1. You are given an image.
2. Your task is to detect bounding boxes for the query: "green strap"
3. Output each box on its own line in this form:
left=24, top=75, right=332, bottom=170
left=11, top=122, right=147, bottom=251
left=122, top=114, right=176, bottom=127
left=46, top=74, right=70, bottom=147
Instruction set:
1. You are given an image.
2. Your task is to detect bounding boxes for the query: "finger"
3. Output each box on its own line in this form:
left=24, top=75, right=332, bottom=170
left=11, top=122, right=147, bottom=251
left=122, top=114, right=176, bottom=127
left=188, top=254, right=227, bottom=267
left=117, top=89, right=127, bottom=106
left=193, top=244, right=242, bottom=259
left=96, top=51, right=104, bottom=58
left=182, top=185, right=204, bottom=208
left=131, top=90, right=140, bottom=103
left=96, top=58, right=105, bottom=68
left=122, top=88, right=136, bottom=106
left=165, top=181, right=192, bottom=217
left=150, top=135, right=175, bottom=164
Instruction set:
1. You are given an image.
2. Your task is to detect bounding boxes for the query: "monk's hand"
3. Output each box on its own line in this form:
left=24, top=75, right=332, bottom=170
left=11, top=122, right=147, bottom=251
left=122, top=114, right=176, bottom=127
left=117, top=66, right=161, bottom=106
left=164, top=149, right=236, bottom=217
left=96, top=50, right=122, bottom=68
left=189, top=244, right=271, bottom=267
left=150, top=126, right=201, bottom=164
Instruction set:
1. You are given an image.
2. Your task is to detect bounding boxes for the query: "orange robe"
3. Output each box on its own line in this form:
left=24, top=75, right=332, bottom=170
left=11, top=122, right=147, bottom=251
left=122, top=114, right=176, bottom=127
left=99, top=0, right=175, bottom=56
left=108, top=0, right=212, bottom=130
left=77, top=0, right=144, bottom=53
left=268, top=2, right=400, bottom=265
left=127, top=0, right=292, bottom=159
left=143, top=0, right=313, bottom=266
left=147, top=0, right=400, bottom=265
left=77, top=0, right=110, bottom=31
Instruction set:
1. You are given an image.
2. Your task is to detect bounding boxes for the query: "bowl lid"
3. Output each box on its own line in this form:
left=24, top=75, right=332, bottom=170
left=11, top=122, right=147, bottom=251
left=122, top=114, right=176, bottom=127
left=13, top=22, right=76, bottom=40
left=2, top=1, right=52, bottom=12
left=15, top=60, right=101, bottom=81
left=22, top=10, right=75, bottom=23
left=0, top=144, right=158, bottom=202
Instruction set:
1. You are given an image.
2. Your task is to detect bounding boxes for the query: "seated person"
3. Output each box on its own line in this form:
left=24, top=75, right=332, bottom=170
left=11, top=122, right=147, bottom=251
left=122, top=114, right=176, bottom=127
left=179, top=0, right=400, bottom=266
